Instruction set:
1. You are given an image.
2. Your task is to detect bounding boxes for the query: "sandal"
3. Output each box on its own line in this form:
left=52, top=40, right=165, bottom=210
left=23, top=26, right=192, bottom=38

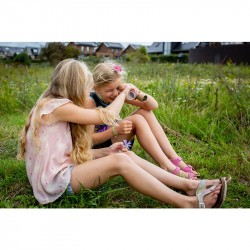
left=213, top=177, right=228, bottom=208
left=172, top=166, right=197, bottom=180
left=225, top=176, right=232, bottom=184
left=171, top=156, right=199, bottom=176
left=196, top=178, right=227, bottom=208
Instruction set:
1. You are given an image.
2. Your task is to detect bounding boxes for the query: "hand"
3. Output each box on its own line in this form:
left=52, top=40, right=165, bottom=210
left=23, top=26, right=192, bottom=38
left=123, top=83, right=140, bottom=96
left=116, top=120, right=133, bottom=135
left=119, top=83, right=134, bottom=97
left=108, top=142, right=128, bottom=154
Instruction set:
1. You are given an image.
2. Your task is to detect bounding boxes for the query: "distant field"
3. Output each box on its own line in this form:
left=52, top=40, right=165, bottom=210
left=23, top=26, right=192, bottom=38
left=0, top=61, right=249, bottom=208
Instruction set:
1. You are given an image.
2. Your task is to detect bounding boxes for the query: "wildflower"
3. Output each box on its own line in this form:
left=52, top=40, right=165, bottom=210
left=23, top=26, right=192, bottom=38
left=123, top=139, right=132, bottom=150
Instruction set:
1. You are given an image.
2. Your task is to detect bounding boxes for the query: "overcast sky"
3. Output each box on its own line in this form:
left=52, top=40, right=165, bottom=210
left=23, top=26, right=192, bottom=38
left=0, top=42, right=152, bottom=49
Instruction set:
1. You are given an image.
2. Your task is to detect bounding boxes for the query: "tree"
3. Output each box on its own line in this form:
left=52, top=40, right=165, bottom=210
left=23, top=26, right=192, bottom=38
left=40, top=43, right=80, bottom=65
left=40, top=43, right=66, bottom=65
left=65, top=46, right=80, bottom=59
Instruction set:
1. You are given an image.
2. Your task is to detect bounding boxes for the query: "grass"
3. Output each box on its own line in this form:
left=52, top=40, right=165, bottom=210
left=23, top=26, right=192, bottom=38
left=0, top=60, right=249, bottom=208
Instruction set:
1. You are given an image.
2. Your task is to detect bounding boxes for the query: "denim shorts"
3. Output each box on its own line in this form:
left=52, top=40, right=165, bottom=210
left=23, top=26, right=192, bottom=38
left=66, top=165, right=74, bottom=195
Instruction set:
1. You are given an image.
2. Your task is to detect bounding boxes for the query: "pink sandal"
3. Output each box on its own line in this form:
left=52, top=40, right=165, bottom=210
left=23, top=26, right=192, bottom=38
left=171, top=156, right=199, bottom=176
left=172, top=166, right=196, bottom=180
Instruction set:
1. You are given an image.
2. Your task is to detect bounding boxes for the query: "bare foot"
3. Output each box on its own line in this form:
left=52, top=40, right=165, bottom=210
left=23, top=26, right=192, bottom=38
left=191, top=184, right=222, bottom=208
left=186, top=179, right=221, bottom=196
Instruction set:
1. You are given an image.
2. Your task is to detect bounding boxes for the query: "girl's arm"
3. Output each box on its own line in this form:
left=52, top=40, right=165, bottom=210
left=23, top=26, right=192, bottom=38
left=121, top=83, right=158, bottom=111
left=92, top=142, right=127, bottom=159
left=85, top=97, right=113, bottom=144
left=86, top=95, right=133, bottom=145
left=92, top=127, right=114, bottom=145
left=51, top=91, right=128, bottom=125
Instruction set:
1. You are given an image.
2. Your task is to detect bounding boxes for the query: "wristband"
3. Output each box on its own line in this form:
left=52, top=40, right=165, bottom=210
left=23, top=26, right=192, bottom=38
left=112, top=126, right=118, bottom=139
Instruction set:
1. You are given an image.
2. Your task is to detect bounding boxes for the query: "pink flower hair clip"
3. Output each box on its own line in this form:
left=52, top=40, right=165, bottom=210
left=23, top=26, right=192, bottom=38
left=113, top=65, right=122, bottom=72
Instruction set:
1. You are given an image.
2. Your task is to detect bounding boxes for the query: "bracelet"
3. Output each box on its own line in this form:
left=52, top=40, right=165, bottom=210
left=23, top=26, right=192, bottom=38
left=112, top=126, right=118, bottom=139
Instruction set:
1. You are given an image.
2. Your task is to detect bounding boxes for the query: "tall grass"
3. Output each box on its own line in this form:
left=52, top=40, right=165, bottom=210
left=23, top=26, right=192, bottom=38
left=0, top=61, right=249, bottom=208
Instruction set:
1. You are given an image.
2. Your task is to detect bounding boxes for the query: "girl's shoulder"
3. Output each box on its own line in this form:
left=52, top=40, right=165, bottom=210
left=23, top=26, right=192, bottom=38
left=40, top=98, right=72, bottom=116
left=86, top=96, right=96, bottom=109
left=89, top=91, right=108, bottom=108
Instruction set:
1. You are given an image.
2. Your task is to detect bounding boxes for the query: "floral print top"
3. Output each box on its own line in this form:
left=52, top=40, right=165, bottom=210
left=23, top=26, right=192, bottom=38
left=25, top=98, right=73, bottom=204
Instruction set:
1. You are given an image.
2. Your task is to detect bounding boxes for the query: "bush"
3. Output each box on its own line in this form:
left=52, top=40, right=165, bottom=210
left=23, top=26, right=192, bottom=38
left=125, top=46, right=151, bottom=63
left=149, top=53, right=188, bottom=63
left=13, top=52, right=31, bottom=66
left=65, top=46, right=80, bottom=59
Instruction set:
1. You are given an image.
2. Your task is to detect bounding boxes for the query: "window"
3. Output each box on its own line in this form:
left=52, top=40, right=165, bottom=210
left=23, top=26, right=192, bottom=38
left=116, top=49, right=119, bottom=55
left=111, top=48, right=114, bottom=53
left=86, top=47, right=90, bottom=52
left=81, top=46, right=84, bottom=52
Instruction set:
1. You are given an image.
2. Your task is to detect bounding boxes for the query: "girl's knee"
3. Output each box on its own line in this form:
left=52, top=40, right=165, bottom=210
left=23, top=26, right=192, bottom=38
left=130, top=114, right=146, bottom=125
left=109, top=153, right=132, bottom=165
left=109, top=153, right=135, bottom=173
left=136, top=108, right=152, bottom=117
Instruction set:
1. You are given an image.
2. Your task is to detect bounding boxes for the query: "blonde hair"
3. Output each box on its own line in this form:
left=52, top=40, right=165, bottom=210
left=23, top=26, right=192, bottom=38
left=17, top=59, right=118, bottom=164
left=93, top=60, right=127, bottom=88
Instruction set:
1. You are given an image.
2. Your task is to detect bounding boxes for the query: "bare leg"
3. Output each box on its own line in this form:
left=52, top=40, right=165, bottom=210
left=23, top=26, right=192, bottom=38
left=111, top=115, right=179, bottom=173
left=70, top=153, right=220, bottom=208
left=133, top=108, right=197, bottom=172
left=112, top=114, right=194, bottom=179
left=125, top=151, right=218, bottom=196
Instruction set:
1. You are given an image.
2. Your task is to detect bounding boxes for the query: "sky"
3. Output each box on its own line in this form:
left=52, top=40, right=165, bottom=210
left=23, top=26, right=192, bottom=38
left=2, top=1, right=249, bottom=42
left=0, top=42, right=152, bottom=49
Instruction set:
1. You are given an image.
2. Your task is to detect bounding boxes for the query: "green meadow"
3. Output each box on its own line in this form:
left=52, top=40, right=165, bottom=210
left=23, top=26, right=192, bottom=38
left=0, top=61, right=249, bottom=208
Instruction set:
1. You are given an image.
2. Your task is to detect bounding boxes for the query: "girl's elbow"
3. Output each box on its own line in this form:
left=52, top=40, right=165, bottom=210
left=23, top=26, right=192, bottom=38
left=151, top=102, right=158, bottom=110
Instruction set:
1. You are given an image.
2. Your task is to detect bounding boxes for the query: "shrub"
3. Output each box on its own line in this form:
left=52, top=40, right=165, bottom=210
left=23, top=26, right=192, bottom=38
left=149, top=54, right=188, bottom=63
left=126, top=46, right=151, bottom=63
left=13, top=52, right=31, bottom=66
left=65, top=46, right=80, bottom=59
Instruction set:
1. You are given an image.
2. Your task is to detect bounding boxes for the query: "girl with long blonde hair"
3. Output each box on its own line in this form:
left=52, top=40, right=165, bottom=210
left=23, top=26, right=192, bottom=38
left=18, top=58, right=228, bottom=208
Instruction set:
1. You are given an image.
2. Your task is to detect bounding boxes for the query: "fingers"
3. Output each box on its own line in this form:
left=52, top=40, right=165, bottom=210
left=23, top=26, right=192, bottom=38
left=118, top=120, right=133, bottom=134
left=111, top=142, right=128, bottom=152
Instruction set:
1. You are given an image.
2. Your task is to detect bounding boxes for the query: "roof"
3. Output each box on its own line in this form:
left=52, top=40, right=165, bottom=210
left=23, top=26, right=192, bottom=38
left=128, top=44, right=142, bottom=50
left=147, top=42, right=164, bottom=53
left=102, top=42, right=124, bottom=49
left=172, top=42, right=199, bottom=52
left=71, top=42, right=99, bottom=47
left=0, top=42, right=46, bottom=48
left=146, top=42, right=200, bottom=54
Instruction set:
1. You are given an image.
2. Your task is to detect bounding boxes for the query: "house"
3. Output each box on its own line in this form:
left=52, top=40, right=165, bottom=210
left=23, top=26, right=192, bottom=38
left=147, top=42, right=198, bottom=55
left=121, top=44, right=142, bottom=55
left=67, top=42, right=99, bottom=57
left=0, top=46, right=24, bottom=58
left=189, top=42, right=250, bottom=65
left=0, top=42, right=45, bottom=59
left=171, top=42, right=199, bottom=54
left=95, top=42, right=124, bottom=58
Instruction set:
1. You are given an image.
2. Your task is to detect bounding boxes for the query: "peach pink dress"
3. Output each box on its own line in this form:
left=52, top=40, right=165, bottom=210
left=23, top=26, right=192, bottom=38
left=25, top=98, right=73, bottom=204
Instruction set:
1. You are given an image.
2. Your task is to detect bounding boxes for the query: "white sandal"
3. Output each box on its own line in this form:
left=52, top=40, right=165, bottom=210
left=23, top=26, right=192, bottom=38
left=196, top=178, right=227, bottom=208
